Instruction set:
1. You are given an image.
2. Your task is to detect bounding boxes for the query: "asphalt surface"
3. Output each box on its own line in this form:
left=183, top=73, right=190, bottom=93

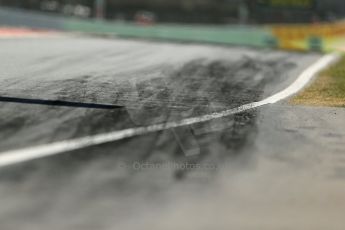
left=1, top=36, right=344, bottom=229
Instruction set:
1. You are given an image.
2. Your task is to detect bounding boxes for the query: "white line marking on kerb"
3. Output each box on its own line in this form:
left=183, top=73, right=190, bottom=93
left=0, top=52, right=340, bottom=168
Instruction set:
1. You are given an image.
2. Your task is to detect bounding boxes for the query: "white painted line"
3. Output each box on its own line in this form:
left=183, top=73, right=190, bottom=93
left=0, top=52, right=340, bottom=168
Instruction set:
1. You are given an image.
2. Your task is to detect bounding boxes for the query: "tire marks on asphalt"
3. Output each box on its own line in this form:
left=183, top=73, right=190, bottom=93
left=0, top=52, right=339, bottom=168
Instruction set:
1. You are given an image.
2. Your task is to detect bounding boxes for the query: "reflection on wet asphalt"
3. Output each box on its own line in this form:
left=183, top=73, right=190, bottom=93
left=1, top=37, right=338, bottom=230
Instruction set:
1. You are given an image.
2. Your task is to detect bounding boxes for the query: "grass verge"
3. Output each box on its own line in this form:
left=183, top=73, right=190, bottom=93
left=291, top=55, right=345, bottom=107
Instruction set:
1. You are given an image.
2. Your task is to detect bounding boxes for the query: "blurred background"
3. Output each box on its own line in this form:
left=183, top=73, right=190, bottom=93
left=1, top=0, right=345, bottom=25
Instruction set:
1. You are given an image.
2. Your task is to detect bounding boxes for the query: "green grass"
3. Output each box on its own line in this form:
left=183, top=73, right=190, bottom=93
left=291, top=55, right=345, bottom=107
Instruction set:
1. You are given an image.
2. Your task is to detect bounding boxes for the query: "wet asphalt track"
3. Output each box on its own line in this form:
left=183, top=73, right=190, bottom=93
left=0, top=36, right=319, bottom=153
left=2, top=36, right=345, bottom=229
